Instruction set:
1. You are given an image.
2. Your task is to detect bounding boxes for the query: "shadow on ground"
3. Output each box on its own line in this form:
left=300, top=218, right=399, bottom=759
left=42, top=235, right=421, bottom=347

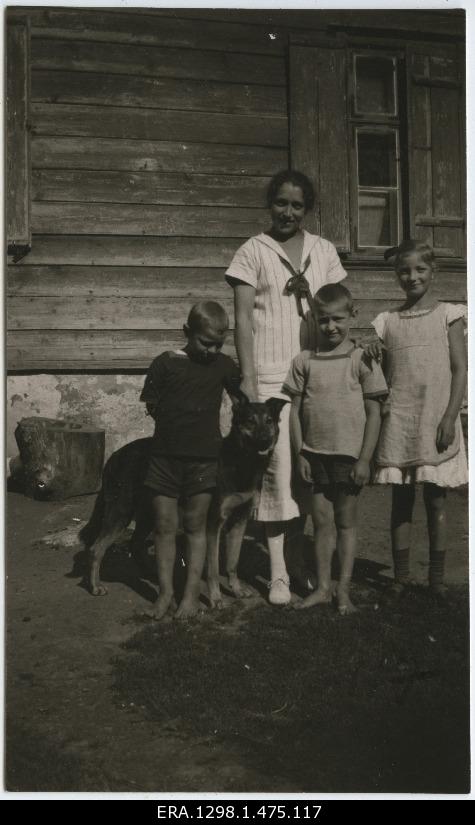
left=5, top=486, right=470, bottom=793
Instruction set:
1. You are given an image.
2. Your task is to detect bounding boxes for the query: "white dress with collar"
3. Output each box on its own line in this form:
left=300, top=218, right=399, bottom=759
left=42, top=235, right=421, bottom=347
left=226, top=230, right=347, bottom=520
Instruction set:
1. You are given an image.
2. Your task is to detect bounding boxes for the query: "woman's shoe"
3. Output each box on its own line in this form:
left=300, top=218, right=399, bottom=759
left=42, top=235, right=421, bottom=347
left=269, top=577, right=291, bottom=605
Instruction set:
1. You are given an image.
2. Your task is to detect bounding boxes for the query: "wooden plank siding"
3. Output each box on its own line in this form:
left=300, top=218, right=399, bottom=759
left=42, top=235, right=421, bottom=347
left=30, top=38, right=286, bottom=85
left=31, top=70, right=286, bottom=115
left=23, top=9, right=287, bottom=54
left=6, top=18, right=31, bottom=255
left=30, top=203, right=270, bottom=237
left=30, top=104, right=288, bottom=147
left=31, top=137, right=287, bottom=175
left=289, top=43, right=350, bottom=250
left=31, top=170, right=273, bottom=207
left=7, top=7, right=466, bottom=371
left=9, top=7, right=292, bottom=369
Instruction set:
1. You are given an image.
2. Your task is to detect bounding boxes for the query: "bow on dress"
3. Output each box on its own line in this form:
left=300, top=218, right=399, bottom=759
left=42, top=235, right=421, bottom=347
left=284, top=260, right=315, bottom=318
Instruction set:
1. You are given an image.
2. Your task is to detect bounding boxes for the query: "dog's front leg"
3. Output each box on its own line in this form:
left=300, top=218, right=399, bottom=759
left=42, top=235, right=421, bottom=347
left=206, top=515, right=225, bottom=609
left=225, top=501, right=254, bottom=599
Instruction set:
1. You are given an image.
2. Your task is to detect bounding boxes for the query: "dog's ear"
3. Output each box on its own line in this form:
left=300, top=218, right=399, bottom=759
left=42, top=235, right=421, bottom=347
left=228, top=387, right=250, bottom=410
left=265, top=396, right=289, bottom=420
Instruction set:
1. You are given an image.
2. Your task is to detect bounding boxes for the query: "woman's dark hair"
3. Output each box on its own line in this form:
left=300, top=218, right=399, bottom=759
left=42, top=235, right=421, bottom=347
left=266, top=170, right=316, bottom=213
left=384, top=239, right=435, bottom=269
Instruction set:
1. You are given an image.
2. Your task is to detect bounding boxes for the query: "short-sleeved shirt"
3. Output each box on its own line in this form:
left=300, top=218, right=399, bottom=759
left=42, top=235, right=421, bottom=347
left=225, top=231, right=347, bottom=377
left=283, top=347, right=388, bottom=459
left=140, top=351, right=240, bottom=459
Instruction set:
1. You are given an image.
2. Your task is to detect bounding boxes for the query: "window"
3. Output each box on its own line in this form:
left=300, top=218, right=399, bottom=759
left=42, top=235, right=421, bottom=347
left=290, top=39, right=465, bottom=260
left=350, top=53, right=402, bottom=253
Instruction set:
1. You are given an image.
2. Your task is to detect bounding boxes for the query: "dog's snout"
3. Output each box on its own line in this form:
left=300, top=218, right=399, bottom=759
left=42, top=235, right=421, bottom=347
left=255, top=419, right=277, bottom=450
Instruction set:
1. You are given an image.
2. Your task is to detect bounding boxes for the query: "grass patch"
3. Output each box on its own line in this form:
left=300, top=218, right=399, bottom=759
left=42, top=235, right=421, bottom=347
left=113, top=587, right=470, bottom=793
left=5, top=723, right=108, bottom=792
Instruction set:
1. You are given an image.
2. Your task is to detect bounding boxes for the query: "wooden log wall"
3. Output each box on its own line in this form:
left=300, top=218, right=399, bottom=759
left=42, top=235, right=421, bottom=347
left=6, top=7, right=466, bottom=371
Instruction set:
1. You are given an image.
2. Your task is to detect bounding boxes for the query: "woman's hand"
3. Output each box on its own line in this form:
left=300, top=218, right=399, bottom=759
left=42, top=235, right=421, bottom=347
left=436, top=413, right=456, bottom=452
left=240, top=377, right=258, bottom=402
left=298, top=454, right=313, bottom=485
left=349, top=458, right=371, bottom=487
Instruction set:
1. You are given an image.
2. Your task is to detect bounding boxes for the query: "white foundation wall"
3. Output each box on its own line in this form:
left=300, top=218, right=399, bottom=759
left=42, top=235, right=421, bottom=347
left=6, top=374, right=153, bottom=462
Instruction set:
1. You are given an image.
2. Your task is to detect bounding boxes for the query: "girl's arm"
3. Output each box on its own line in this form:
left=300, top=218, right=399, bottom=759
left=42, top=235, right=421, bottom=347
left=289, top=396, right=313, bottom=484
left=350, top=398, right=382, bottom=486
left=232, top=280, right=258, bottom=402
left=437, top=318, right=467, bottom=451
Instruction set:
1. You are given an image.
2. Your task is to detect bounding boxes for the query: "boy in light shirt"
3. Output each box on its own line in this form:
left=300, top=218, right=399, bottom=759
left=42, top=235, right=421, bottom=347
left=284, top=284, right=387, bottom=615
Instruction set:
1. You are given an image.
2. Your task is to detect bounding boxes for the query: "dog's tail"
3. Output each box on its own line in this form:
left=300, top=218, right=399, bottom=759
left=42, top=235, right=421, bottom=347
left=79, top=488, right=105, bottom=548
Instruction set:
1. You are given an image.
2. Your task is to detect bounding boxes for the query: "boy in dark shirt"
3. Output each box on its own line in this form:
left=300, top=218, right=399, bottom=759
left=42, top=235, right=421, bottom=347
left=140, top=301, right=240, bottom=620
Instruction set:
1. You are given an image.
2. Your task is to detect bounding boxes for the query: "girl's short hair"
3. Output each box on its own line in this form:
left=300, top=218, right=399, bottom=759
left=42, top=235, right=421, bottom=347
left=384, top=239, right=435, bottom=269
left=266, top=170, right=316, bottom=212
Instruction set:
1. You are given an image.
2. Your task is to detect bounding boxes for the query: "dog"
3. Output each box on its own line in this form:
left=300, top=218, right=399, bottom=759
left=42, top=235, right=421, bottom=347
left=80, top=438, right=154, bottom=596
left=206, top=391, right=287, bottom=608
left=81, top=390, right=287, bottom=603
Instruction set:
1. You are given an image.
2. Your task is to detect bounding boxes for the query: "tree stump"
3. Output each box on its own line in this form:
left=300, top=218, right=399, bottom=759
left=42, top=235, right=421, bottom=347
left=14, top=417, right=105, bottom=500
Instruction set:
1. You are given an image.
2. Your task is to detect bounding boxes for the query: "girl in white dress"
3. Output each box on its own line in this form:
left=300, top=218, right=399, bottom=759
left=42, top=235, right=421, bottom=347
left=226, top=170, right=347, bottom=604
left=370, top=240, right=467, bottom=597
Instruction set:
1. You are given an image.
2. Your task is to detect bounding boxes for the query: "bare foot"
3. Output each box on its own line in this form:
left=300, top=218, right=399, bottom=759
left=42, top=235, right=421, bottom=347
left=148, top=592, right=176, bottom=620
left=89, top=582, right=108, bottom=596
left=228, top=575, right=253, bottom=599
left=293, top=587, right=332, bottom=610
left=208, top=581, right=223, bottom=610
left=336, top=588, right=357, bottom=616
left=175, top=598, right=203, bottom=621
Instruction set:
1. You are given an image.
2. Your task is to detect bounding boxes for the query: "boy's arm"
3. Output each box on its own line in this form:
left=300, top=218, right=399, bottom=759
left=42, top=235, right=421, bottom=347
left=140, top=356, right=163, bottom=421
left=289, top=396, right=313, bottom=485
left=350, top=398, right=382, bottom=487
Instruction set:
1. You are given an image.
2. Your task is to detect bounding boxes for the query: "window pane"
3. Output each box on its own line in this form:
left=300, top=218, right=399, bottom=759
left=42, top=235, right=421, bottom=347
left=358, top=131, right=397, bottom=187
left=355, top=55, right=396, bottom=115
left=358, top=191, right=398, bottom=247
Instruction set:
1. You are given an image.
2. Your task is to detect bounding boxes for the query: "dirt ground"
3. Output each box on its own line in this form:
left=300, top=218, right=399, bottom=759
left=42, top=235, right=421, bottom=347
left=5, top=484, right=469, bottom=794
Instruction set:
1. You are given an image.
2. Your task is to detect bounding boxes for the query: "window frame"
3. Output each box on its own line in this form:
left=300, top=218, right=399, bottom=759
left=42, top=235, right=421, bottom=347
left=352, top=52, right=399, bottom=119
left=353, top=124, right=402, bottom=253
left=347, top=45, right=408, bottom=260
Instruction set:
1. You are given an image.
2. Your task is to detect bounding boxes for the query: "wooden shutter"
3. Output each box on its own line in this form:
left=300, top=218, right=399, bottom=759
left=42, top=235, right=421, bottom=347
left=289, top=43, right=350, bottom=252
left=7, top=13, right=31, bottom=257
left=407, top=43, right=465, bottom=258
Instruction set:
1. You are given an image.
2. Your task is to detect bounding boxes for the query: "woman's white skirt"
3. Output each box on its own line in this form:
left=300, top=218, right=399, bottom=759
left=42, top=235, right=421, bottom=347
left=255, top=364, right=310, bottom=522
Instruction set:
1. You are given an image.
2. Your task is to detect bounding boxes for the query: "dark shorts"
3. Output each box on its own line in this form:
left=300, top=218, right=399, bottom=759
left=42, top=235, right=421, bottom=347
left=144, top=455, right=217, bottom=499
left=303, top=452, right=361, bottom=495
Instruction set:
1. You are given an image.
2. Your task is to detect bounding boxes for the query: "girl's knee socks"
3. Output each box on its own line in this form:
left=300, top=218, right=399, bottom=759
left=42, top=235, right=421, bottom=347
left=392, top=547, right=410, bottom=583
left=429, top=550, right=445, bottom=588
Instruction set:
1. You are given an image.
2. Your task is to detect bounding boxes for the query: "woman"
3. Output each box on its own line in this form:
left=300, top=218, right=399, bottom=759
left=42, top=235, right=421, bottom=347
left=225, top=170, right=348, bottom=604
